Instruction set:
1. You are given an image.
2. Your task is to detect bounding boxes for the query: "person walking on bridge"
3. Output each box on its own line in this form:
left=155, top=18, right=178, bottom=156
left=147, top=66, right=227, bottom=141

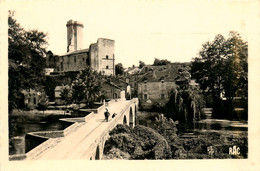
left=104, top=108, right=110, bottom=122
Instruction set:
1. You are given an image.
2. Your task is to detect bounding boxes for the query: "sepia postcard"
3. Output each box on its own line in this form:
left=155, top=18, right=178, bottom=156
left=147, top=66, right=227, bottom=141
left=0, top=0, right=260, bottom=170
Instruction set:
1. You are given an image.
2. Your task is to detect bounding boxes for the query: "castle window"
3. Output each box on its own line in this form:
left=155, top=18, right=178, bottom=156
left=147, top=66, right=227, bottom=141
left=83, top=58, right=85, bottom=61
left=106, top=55, right=109, bottom=59
left=33, top=97, right=36, bottom=104
left=74, top=56, right=76, bottom=63
left=144, top=94, right=148, bottom=100
left=106, top=66, right=109, bottom=69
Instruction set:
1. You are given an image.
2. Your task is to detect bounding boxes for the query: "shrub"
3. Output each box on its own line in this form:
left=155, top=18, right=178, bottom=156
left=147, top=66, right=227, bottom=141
left=104, top=124, right=172, bottom=159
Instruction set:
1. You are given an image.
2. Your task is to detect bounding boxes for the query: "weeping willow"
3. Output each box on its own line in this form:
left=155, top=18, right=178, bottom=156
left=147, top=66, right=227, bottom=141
left=165, top=85, right=205, bottom=122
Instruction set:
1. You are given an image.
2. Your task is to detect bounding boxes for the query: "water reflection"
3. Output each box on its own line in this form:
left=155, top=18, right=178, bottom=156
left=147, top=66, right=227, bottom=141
left=177, top=119, right=247, bottom=134
left=9, top=116, right=70, bottom=155
left=137, top=111, right=248, bottom=134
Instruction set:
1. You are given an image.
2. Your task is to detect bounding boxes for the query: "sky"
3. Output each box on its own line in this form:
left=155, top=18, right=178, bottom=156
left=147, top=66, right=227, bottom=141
left=6, top=0, right=250, bottom=67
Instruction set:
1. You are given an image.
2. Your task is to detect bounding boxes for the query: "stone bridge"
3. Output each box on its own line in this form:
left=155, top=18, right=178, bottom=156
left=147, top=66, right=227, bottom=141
left=22, top=98, right=138, bottom=160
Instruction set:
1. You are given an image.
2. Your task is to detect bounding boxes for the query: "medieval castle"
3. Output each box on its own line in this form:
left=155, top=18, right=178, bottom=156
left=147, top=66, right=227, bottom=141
left=46, top=20, right=115, bottom=75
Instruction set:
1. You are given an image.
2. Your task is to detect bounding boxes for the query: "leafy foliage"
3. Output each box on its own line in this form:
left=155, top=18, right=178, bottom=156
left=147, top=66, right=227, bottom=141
left=151, top=114, right=178, bottom=142
left=191, top=32, right=247, bottom=118
left=191, top=34, right=227, bottom=101
left=102, top=148, right=131, bottom=160
left=138, top=60, right=146, bottom=68
left=104, top=124, right=172, bottom=159
left=69, top=66, right=105, bottom=108
left=8, top=12, right=47, bottom=112
left=60, top=86, right=72, bottom=105
left=165, top=85, right=205, bottom=122
left=137, top=112, right=248, bottom=159
left=153, top=58, right=171, bottom=66
left=115, top=63, right=124, bottom=76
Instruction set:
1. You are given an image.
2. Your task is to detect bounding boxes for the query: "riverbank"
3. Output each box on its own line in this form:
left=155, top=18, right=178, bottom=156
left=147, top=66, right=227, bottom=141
left=10, top=109, right=71, bottom=116
left=9, top=111, right=75, bottom=155
left=136, top=110, right=248, bottom=159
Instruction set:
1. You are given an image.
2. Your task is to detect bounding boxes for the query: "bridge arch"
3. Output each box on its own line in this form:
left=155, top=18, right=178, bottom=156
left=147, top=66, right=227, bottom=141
left=135, top=105, right=137, bottom=125
left=123, top=115, right=127, bottom=125
left=129, top=107, right=134, bottom=128
left=95, top=145, right=100, bottom=160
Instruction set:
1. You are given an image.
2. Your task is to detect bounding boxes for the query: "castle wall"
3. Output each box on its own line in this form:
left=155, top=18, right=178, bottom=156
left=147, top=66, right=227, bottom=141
left=56, top=51, right=88, bottom=72
left=97, top=38, right=115, bottom=75
left=67, top=24, right=75, bottom=52
left=89, top=43, right=99, bottom=72
left=75, top=24, right=84, bottom=51
left=66, top=20, right=84, bottom=52
left=48, top=20, right=115, bottom=76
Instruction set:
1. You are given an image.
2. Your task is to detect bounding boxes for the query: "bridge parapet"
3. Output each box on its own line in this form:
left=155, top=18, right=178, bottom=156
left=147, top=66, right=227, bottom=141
left=22, top=99, right=138, bottom=160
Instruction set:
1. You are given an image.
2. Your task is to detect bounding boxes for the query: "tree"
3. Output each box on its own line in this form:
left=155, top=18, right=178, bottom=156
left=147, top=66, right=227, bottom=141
left=60, top=86, right=72, bottom=104
left=153, top=58, right=171, bottom=66
left=115, top=63, right=124, bottom=76
left=70, top=66, right=105, bottom=108
left=165, top=84, right=205, bottom=122
left=191, top=34, right=226, bottom=103
left=8, top=11, right=48, bottom=113
left=60, top=86, right=72, bottom=114
left=191, top=32, right=248, bottom=118
left=222, top=32, right=248, bottom=118
left=139, top=60, right=146, bottom=68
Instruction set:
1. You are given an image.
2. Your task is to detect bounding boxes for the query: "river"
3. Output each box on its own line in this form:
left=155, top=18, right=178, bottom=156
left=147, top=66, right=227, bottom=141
left=9, top=114, right=71, bottom=155
left=9, top=109, right=248, bottom=156
left=137, top=110, right=248, bottom=134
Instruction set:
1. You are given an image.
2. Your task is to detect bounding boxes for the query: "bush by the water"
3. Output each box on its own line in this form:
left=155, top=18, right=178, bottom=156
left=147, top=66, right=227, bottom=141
left=102, top=148, right=131, bottom=160
left=136, top=113, right=248, bottom=159
left=103, top=124, right=172, bottom=159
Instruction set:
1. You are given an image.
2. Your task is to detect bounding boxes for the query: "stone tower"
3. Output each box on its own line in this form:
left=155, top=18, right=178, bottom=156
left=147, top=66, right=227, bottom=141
left=66, top=20, right=84, bottom=52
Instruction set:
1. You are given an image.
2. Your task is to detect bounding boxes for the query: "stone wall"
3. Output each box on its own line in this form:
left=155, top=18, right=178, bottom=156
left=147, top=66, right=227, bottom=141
left=89, top=38, right=115, bottom=75
left=89, top=43, right=99, bottom=71
left=85, top=99, right=138, bottom=160
left=47, top=39, right=114, bottom=76
left=102, top=83, right=122, bottom=100
left=25, top=133, right=48, bottom=153
left=66, top=20, right=84, bottom=52
left=138, top=81, right=176, bottom=109
left=57, top=51, right=89, bottom=72
left=23, top=98, right=138, bottom=160
left=97, top=38, right=115, bottom=76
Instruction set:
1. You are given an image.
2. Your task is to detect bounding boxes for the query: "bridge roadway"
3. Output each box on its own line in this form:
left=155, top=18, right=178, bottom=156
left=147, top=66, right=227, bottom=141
left=26, top=100, right=135, bottom=160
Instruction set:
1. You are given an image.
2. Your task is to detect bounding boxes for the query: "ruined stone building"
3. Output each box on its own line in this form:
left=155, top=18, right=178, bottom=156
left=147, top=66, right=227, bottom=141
left=46, top=20, right=115, bottom=76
